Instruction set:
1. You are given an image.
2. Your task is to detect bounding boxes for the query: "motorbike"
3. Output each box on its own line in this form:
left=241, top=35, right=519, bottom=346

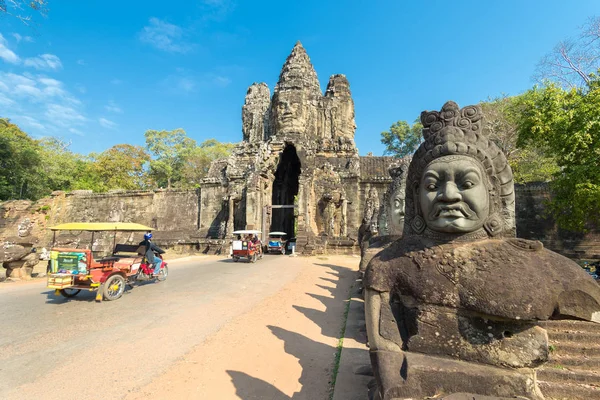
left=128, top=252, right=168, bottom=285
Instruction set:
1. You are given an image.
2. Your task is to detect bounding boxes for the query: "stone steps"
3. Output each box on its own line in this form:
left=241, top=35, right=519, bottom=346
left=548, top=331, right=600, bottom=342
left=538, top=320, right=600, bottom=333
left=551, top=342, right=600, bottom=357
left=537, top=381, right=600, bottom=400
left=537, top=366, right=600, bottom=384
left=549, top=354, right=600, bottom=368
left=536, top=320, right=600, bottom=399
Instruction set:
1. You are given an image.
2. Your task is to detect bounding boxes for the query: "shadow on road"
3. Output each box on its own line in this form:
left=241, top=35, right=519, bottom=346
left=41, top=289, right=98, bottom=304
left=227, top=262, right=358, bottom=399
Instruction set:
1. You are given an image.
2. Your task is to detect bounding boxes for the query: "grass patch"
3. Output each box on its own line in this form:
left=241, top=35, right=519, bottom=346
left=549, top=344, right=556, bottom=353
left=328, top=283, right=353, bottom=400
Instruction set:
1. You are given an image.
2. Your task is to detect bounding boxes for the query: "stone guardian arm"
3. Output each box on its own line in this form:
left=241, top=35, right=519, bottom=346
left=364, top=288, right=402, bottom=352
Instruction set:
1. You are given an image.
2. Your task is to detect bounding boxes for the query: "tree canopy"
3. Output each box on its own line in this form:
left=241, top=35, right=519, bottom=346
left=515, top=79, right=600, bottom=231
left=0, top=119, right=235, bottom=201
left=380, top=119, right=423, bottom=158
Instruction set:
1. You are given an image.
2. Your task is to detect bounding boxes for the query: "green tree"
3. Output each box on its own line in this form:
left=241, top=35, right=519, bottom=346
left=145, top=128, right=196, bottom=189
left=380, top=119, right=423, bottom=157
left=515, top=79, right=600, bottom=231
left=180, top=139, right=235, bottom=187
left=93, top=144, right=150, bottom=190
left=481, top=96, right=559, bottom=184
left=36, top=137, right=89, bottom=194
left=0, top=118, right=42, bottom=200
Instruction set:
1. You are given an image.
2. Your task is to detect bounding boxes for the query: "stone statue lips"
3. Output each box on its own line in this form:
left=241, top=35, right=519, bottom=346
left=432, top=203, right=474, bottom=219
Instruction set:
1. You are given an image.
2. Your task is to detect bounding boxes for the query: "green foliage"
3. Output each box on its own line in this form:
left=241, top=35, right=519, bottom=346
left=0, top=118, right=42, bottom=200
left=145, top=128, right=197, bottom=188
left=481, top=96, right=559, bottom=184
left=380, top=119, right=423, bottom=157
left=515, top=79, right=600, bottom=231
left=0, top=118, right=233, bottom=199
left=179, top=139, right=235, bottom=188
left=92, top=144, right=150, bottom=191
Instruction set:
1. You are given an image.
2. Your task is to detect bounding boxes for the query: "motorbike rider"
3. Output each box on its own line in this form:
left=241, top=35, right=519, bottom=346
left=139, top=232, right=165, bottom=276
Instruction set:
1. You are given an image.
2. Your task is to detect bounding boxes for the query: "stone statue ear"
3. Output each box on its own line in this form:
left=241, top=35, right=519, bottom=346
left=483, top=213, right=503, bottom=237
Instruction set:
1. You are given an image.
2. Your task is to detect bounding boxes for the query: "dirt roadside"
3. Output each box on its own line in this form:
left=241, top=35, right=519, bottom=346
left=126, top=255, right=359, bottom=400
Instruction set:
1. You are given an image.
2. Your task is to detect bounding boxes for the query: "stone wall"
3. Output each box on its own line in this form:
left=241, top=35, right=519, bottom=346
left=2, top=183, right=599, bottom=260
left=515, top=183, right=600, bottom=259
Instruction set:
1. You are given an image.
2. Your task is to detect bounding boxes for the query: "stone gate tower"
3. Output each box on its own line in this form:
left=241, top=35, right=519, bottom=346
left=199, top=42, right=399, bottom=254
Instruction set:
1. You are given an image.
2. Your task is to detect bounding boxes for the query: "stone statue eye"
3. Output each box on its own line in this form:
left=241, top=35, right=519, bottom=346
left=426, top=183, right=437, bottom=191
left=462, top=181, right=475, bottom=189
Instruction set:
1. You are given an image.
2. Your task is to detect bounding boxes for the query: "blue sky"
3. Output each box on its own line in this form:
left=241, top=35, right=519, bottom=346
left=1, top=0, right=598, bottom=156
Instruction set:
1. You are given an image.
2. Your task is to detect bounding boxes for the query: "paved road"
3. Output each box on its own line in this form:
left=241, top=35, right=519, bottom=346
left=0, top=254, right=304, bottom=400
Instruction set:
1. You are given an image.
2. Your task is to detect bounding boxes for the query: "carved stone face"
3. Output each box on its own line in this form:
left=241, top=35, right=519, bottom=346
left=389, top=190, right=405, bottom=233
left=273, top=92, right=308, bottom=134
left=418, top=156, right=489, bottom=233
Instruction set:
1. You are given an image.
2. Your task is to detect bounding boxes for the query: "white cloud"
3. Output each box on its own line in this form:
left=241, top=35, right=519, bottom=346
left=99, top=117, right=117, bottom=129
left=45, top=104, right=86, bottom=126
left=24, top=54, right=63, bottom=70
left=0, top=72, right=80, bottom=106
left=0, top=92, right=16, bottom=106
left=12, top=33, right=33, bottom=43
left=15, top=115, right=46, bottom=130
left=0, top=33, right=21, bottom=64
left=69, top=128, right=84, bottom=136
left=76, top=59, right=86, bottom=66
left=212, top=75, right=231, bottom=87
left=104, top=100, right=123, bottom=113
left=139, top=17, right=192, bottom=53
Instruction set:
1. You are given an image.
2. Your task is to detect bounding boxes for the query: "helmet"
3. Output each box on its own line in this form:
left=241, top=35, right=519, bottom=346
left=144, top=232, right=153, bottom=240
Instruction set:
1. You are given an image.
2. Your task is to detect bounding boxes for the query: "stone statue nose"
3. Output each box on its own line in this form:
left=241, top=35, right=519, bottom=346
left=439, top=182, right=461, bottom=202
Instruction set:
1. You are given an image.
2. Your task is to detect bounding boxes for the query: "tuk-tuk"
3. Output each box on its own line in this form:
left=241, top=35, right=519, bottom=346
left=231, top=230, right=263, bottom=263
left=46, top=222, right=167, bottom=302
left=267, top=232, right=287, bottom=255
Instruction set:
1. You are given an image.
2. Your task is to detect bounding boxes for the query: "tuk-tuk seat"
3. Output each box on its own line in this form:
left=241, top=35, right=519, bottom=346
left=113, top=244, right=146, bottom=255
left=97, top=256, right=121, bottom=263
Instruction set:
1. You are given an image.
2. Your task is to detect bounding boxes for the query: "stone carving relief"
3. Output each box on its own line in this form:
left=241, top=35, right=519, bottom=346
left=242, top=82, right=271, bottom=143
left=364, top=101, right=600, bottom=400
left=313, top=164, right=347, bottom=237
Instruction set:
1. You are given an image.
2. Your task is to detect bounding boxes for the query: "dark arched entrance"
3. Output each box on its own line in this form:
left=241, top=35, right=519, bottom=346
left=271, top=145, right=301, bottom=237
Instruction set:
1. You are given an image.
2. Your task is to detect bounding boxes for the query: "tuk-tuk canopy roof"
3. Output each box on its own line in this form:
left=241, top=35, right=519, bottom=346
left=268, top=231, right=287, bottom=236
left=49, top=223, right=153, bottom=232
left=232, top=230, right=262, bottom=235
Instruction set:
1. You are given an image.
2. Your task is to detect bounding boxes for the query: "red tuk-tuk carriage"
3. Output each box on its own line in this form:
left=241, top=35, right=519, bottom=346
left=46, top=223, right=168, bottom=302
left=231, top=230, right=263, bottom=263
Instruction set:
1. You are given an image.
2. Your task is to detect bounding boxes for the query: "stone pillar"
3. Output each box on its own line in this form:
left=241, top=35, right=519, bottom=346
left=341, top=198, right=348, bottom=237
left=226, top=197, right=234, bottom=238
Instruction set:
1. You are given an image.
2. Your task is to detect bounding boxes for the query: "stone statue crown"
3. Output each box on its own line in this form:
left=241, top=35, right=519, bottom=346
left=403, top=101, right=516, bottom=238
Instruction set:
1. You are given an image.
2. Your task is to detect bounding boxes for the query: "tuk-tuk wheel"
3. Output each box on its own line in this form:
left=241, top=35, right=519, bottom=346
left=103, top=274, right=126, bottom=301
left=60, top=288, right=81, bottom=298
left=233, top=256, right=239, bottom=262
